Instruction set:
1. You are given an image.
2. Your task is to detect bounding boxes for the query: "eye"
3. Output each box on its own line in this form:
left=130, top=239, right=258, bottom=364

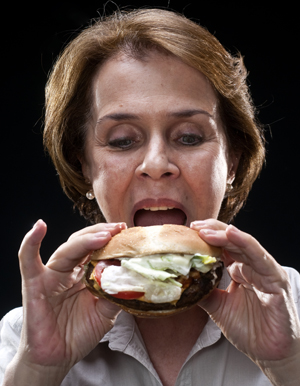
left=108, top=137, right=135, bottom=149
left=178, top=133, right=203, bottom=146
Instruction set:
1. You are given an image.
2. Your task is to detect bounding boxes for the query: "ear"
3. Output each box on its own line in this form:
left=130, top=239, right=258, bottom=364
left=227, top=151, right=241, bottom=184
left=78, top=154, right=92, bottom=184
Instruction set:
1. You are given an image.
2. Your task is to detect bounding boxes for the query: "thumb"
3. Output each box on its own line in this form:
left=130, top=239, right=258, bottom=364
left=198, top=286, right=230, bottom=318
left=198, top=280, right=239, bottom=323
left=18, top=219, right=47, bottom=280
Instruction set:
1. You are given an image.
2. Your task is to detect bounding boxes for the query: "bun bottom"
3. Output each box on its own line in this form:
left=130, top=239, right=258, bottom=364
left=84, top=263, right=223, bottom=318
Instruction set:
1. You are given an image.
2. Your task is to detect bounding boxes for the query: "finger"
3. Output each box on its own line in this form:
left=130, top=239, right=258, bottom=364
left=198, top=282, right=237, bottom=316
left=198, top=227, right=233, bottom=265
left=47, top=223, right=127, bottom=272
left=199, top=225, right=269, bottom=267
left=200, top=225, right=288, bottom=290
left=18, top=220, right=47, bottom=280
left=190, top=218, right=228, bottom=232
left=95, top=297, right=122, bottom=321
left=191, top=220, right=235, bottom=267
left=46, top=230, right=114, bottom=272
left=68, top=222, right=127, bottom=241
left=225, top=225, right=283, bottom=277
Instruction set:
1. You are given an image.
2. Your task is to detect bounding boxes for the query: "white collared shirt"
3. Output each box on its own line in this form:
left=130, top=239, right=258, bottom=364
left=1, top=267, right=300, bottom=385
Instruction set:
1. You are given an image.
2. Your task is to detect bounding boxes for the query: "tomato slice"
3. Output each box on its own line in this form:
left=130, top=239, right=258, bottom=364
left=94, top=260, right=145, bottom=300
left=110, top=291, right=145, bottom=300
left=94, top=259, right=121, bottom=287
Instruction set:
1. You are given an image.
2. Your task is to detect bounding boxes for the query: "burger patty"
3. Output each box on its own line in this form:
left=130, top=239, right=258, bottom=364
left=85, top=262, right=223, bottom=312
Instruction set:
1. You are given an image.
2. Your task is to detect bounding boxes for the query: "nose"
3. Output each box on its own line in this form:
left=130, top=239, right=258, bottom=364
left=135, top=137, right=180, bottom=180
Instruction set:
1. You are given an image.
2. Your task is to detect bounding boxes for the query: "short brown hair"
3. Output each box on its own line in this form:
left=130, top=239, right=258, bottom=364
left=43, top=8, right=265, bottom=224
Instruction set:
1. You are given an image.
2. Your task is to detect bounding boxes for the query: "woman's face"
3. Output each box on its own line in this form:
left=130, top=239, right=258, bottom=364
left=83, top=51, right=237, bottom=227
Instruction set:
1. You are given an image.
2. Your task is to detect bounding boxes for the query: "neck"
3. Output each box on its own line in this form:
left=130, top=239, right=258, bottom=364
left=135, top=306, right=208, bottom=386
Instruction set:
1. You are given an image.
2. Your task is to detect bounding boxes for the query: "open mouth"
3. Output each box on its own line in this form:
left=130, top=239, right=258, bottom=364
left=134, top=207, right=187, bottom=227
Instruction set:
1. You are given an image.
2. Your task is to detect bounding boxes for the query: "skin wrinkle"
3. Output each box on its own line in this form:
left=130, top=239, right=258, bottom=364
left=82, top=51, right=238, bottom=228
left=96, top=108, right=214, bottom=125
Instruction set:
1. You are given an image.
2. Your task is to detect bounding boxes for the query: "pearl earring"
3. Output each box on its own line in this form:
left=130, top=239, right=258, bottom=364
left=86, top=190, right=95, bottom=200
left=226, top=183, right=233, bottom=192
left=224, top=183, right=233, bottom=199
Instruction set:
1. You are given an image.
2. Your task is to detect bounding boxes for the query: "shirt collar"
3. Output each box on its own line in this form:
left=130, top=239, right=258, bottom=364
left=100, top=310, right=135, bottom=350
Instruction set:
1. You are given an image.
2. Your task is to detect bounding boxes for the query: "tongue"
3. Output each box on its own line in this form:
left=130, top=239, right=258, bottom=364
left=134, top=209, right=186, bottom=227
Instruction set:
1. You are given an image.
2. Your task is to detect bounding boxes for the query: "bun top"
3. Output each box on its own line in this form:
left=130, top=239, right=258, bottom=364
left=91, top=224, right=221, bottom=260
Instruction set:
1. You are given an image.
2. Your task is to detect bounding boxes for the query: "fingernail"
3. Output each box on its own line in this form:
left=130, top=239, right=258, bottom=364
left=227, top=224, right=239, bottom=233
left=200, top=228, right=217, bottom=235
left=95, top=231, right=111, bottom=238
left=115, top=222, right=127, bottom=228
left=105, top=223, right=127, bottom=229
left=32, top=219, right=44, bottom=229
left=33, top=220, right=39, bottom=229
left=191, top=221, right=207, bottom=227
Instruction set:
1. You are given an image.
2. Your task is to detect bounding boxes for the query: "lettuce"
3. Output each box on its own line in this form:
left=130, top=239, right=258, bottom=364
left=101, top=253, right=218, bottom=303
left=121, top=253, right=217, bottom=278
left=121, top=258, right=177, bottom=281
left=191, top=254, right=217, bottom=273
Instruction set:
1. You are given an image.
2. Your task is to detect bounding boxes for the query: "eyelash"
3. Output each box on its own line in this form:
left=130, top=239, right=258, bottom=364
left=107, top=132, right=203, bottom=149
left=177, top=133, right=203, bottom=146
left=108, top=137, right=136, bottom=149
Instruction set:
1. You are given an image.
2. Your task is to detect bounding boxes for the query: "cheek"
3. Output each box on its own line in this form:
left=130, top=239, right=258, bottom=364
left=93, top=159, right=124, bottom=194
left=90, top=155, right=137, bottom=210
left=209, top=157, right=228, bottom=200
left=186, top=149, right=228, bottom=198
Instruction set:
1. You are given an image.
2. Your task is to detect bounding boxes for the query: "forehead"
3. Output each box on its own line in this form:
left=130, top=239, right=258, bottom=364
left=91, top=51, right=219, bottom=121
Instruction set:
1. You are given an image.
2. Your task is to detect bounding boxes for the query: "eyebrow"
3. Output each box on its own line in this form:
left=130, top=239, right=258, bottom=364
left=96, top=109, right=213, bottom=124
left=169, top=109, right=213, bottom=119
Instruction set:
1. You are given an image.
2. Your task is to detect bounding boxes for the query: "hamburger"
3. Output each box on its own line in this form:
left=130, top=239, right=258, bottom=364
left=84, top=224, right=223, bottom=317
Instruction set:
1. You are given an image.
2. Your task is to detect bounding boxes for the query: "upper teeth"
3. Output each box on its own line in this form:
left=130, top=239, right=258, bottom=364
left=143, top=207, right=174, bottom=211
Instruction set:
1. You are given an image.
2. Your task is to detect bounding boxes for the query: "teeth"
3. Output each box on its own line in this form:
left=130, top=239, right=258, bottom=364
left=143, top=207, right=174, bottom=211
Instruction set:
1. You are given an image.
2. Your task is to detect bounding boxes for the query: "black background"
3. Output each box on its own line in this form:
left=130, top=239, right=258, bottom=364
left=1, top=1, right=299, bottom=318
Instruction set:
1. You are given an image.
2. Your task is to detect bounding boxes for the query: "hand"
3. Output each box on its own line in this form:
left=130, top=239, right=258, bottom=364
left=10, top=220, right=126, bottom=383
left=191, top=219, right=300, bottom=385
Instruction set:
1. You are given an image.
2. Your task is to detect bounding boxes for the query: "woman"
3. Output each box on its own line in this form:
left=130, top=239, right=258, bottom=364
left=1, top=8, right=299, bottom=386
